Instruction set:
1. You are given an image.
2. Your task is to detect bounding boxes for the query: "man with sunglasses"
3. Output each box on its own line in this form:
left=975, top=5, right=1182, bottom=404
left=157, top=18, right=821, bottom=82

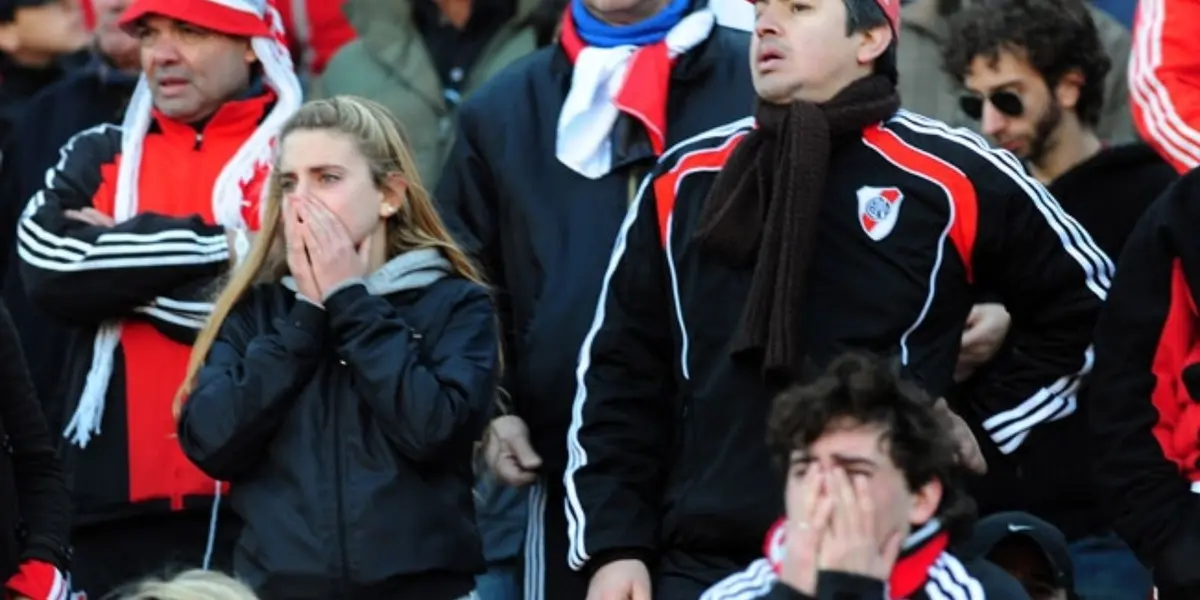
left=941, top=2, right=1177, bottom=599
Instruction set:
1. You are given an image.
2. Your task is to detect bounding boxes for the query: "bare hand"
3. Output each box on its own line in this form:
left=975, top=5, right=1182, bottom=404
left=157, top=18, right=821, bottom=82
left=586, top=559, right=652, bottom=600
left=935, top=398, right=987, bottom=474
left=295, top=196, right=368, bottom=295
left=778, top=466, right=827, bottom=596
left=64, top=207, right=115, bottom=227
left=284, top=197, right=322, bottom=304
left=816, top=467, right=902, bottom=580
left=955, top=303, right=1011, bottom=382
left=483, top=415, right=542, bottom=486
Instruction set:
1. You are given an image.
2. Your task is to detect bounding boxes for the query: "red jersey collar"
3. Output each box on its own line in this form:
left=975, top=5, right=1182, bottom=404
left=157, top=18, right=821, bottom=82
left=763, top=517, right=949, bottom=599
left=152, top=89, right=277, bottom=144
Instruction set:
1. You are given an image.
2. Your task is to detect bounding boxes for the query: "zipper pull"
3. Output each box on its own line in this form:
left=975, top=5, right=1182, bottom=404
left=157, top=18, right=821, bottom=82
left=193, top=132, right=203, bottom=150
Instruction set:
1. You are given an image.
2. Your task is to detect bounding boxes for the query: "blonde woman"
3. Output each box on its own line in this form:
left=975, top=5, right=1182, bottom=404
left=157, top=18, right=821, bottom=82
left=174, top=96, right=497, bottom=600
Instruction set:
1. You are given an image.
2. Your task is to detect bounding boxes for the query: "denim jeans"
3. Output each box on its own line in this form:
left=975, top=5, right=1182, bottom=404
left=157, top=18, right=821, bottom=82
left=475, top=563, right=521, bottom=600
left=1068, top=531, right=1152, bottom=600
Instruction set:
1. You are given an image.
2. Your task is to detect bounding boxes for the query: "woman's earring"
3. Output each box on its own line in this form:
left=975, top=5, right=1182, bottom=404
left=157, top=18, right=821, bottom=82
left=383, top=204, right=397, bottom=217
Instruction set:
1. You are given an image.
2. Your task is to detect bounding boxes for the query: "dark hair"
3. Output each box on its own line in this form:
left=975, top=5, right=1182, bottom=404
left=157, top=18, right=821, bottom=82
left=766, top=352, right=976, bottom=539
left=843, top=0, right=898, bottom=82
left=527, top=0, right=572, bottom=47
left=941, top=0, right=1110, bottom=126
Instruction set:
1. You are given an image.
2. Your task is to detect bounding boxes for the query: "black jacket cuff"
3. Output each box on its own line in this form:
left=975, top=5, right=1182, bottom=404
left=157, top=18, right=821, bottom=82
left=584, top=548, right=657, bottom=578
left=274, top=299, right=328, bottom=355
left=816, top=572, right=885, bottom=599
left=765, top=581, right=815, bottom=599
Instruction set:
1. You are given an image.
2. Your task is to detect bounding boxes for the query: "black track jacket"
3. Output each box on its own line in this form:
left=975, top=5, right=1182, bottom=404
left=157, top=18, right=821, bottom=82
left=563, top=109, right=1110, bottom=575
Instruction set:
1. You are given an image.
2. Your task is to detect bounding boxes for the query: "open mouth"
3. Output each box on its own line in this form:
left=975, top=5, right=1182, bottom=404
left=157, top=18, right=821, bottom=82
left=157, top=77, right=189, bottom=94
left=757, top=48, right=784, bottom=68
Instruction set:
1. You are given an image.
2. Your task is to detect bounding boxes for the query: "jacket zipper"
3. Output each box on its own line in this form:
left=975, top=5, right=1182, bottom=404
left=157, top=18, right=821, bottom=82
left=193, top=131, right=203, bottom=150
left=333, top=378, right=351, bottom=595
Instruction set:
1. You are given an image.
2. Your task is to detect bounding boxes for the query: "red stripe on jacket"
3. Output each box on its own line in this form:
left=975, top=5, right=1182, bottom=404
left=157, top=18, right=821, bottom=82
left=1150, top=259, right=1200, bottom=479
left=862, top=124, right=979, bottom=282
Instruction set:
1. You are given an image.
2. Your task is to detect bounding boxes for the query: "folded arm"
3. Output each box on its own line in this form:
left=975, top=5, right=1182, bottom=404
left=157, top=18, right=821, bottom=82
left=1129, top=0, right=1200, bottom=173
left=16, top=125, right=230, bottom=326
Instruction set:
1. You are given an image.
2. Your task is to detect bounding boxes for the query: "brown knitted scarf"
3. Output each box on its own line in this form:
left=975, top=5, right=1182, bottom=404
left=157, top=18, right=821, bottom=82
left=693, top=75, right=901, bottom=381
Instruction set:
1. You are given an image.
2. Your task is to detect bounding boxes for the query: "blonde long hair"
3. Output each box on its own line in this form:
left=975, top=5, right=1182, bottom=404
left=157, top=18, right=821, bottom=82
left=176, top=96, right=486, bottom=412
left=115, top=569, right=259, bottom=600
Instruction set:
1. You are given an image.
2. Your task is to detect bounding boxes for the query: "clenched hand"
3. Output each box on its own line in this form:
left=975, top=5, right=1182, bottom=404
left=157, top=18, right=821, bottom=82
left=483, top=415, right=542, bottom=486
left=955, top=303, right=1011, bottom=382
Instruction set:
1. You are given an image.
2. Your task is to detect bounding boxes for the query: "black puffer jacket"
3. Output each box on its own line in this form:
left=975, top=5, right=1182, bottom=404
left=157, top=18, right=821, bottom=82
left=178, top=249, right=499, bottom=600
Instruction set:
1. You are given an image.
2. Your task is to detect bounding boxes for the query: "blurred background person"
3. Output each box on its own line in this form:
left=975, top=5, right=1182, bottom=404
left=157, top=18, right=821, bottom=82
left=895, top=0, right=1134, bottom=142
left=0, top=0, right=140, bottom=432
left=274, top=0, right=354, bottom=92
left=114, top=570, right=261, bottom=600
left=313, top=0, right=540, bottom=187
left=957, top=512, right=1080, bottom=600
left=0, top=0, right=92, bottom=143
left=1129, top=0, right=1200, bottom=174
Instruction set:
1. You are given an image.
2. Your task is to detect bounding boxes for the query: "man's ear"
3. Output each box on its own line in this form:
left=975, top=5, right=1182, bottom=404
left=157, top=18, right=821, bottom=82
left=856, top=24, right=893, bottom=66
left=0, top=22, right=20, bottom=55
left=243, top=40, right=256, bottom=64
left=1055, top=69, right=1085, bottom=112
left=908, top=477, right=944, bottom=525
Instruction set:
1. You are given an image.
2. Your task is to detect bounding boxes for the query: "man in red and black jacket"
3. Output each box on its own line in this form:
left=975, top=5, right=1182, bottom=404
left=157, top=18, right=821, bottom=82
left=563, top=0, right=1107, bottom=596
left=1089, top=168, right=1200, bottom=599
left=14, top=0, right=301, bottom=595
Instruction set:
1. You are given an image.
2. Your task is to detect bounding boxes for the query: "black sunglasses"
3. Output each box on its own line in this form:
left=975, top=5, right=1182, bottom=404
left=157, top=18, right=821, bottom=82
left=959, top=90, right=1025, bottom=120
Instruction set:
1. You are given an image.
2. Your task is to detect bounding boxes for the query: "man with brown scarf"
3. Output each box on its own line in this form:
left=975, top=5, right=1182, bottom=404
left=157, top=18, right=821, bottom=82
left=563, top=0, right=1109, bottom=598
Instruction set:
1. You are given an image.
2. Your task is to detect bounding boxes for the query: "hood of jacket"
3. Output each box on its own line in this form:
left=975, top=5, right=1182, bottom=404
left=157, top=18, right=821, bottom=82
left=345, top=0, right=540, bottom=58
left=283, top=247, right=452, bottom=297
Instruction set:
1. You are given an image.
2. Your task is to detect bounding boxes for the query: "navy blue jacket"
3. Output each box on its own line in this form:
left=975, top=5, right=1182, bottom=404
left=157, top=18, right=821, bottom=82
left=177, top=274, right=499, bottom=600
left=435, top=24, right=753, bottom=473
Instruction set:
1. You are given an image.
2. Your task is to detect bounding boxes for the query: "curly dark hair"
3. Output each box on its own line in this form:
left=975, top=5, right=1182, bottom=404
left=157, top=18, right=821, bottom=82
left=766, top=352, right=976, bottom=540
left=941, top=0, right=1110, bottom=127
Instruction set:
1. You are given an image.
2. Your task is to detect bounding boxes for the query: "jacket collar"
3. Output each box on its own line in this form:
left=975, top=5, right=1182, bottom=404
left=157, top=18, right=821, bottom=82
left=150, top=78, right=275, bottom=143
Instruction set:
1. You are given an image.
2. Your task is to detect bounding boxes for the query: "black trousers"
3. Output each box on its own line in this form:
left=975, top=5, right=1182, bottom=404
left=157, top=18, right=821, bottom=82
left=524, top=479, right=746, bottom=600
left=70, top=509, right=240, bottom=598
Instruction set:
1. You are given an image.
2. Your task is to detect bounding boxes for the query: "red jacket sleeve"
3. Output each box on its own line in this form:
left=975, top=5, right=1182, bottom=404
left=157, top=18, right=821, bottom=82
left=1130, top=0, right=1200, bottom=174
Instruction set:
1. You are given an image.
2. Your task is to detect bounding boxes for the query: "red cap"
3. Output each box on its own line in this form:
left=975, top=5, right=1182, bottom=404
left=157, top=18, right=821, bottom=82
left=875, top=0, right=901, bottom=39
left=118, top=0, right=271, bottom=38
